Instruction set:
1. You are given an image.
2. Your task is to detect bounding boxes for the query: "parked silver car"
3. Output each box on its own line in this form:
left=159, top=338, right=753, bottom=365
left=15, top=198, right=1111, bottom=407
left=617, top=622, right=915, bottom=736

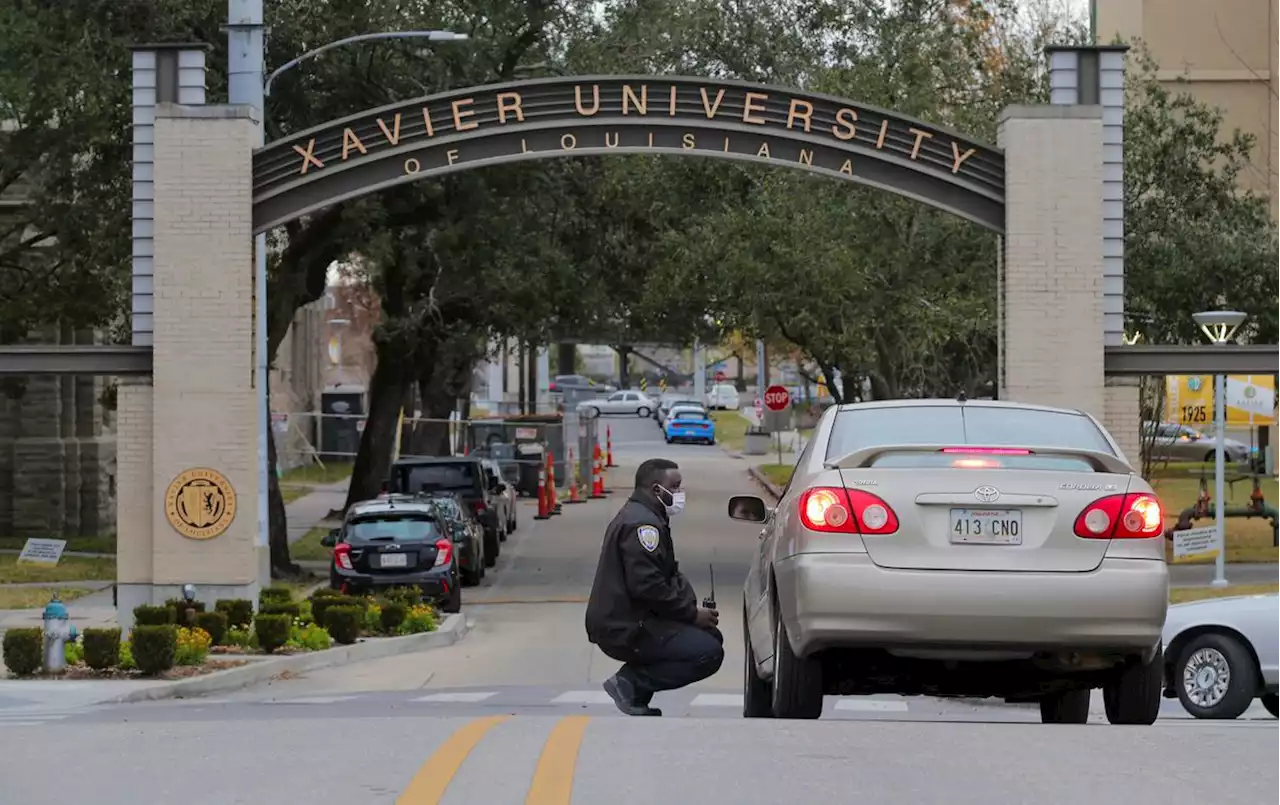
left=577, top=390, right=656, bottom=418
left=1143, top=421, right=1253, bottom=464
left=1162, top=592, right=1279, bottom=719
left=729, top=398, right=1169, bottom=724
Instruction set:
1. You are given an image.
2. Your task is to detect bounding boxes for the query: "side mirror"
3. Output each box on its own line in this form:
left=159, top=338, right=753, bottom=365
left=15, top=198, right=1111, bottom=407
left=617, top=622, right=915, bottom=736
left=728, top=495, right=768, bottom=523
left=320, top=528, right=340, bottom=548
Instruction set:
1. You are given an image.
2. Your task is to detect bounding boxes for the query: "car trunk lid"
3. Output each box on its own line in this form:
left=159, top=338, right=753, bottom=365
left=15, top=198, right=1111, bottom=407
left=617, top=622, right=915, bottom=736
left=831, top=445, right=1135, bottom=572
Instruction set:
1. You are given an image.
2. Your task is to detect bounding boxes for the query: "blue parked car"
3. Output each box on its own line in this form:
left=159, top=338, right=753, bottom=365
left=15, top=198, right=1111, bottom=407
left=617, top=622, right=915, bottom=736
left=664, top=408, right=716, bottom=445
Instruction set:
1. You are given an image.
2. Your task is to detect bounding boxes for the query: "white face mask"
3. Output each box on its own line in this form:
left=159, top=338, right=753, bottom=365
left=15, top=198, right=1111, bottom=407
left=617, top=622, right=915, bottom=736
left=657, top=485, right=686, bottom=517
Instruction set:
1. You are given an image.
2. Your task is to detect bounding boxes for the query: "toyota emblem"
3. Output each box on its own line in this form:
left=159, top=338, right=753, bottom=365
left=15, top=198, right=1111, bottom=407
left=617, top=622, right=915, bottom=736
left=974, top=486, right=1000, bottom=503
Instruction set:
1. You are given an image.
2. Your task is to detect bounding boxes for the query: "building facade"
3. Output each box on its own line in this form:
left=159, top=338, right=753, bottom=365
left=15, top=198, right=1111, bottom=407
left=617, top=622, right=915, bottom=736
left=1098, top=0, right=1279, bottom=219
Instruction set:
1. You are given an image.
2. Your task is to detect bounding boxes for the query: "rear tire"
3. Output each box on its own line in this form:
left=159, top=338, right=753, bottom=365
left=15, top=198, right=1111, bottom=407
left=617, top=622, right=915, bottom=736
left=1103, top=645, right=1164, bottom=725
left=483, top=528, right=499, bottom=568
left=1039, top=688, right=1091, bottom=723
left=1172, top=633, right=1257, bottom=720
left=743, top=603, right=773, bottom=719
left=1261, top=693, right=1278, bottom=717
left=637, top=406, right=650, bottom=417
left=770, top=599, right=822, bottom=719
left=441, top=571, right=462, bottom=614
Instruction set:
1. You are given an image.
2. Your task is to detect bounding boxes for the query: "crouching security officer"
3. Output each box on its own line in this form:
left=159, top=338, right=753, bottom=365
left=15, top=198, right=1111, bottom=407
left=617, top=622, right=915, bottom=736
left=585, top=458, right=724, bottom=716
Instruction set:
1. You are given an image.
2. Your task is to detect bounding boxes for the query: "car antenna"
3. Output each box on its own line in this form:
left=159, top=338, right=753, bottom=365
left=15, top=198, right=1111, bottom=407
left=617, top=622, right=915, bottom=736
left=956, top=390, right=968, bottom=403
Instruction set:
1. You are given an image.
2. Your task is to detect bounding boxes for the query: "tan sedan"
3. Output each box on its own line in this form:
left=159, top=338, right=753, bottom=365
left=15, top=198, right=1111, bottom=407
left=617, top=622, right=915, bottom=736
left=730, top=399, right=1169, bottom=723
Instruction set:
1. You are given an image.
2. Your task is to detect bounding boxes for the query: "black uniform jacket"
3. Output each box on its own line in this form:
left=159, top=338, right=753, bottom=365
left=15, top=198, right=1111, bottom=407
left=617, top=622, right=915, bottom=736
left=584, top=492, right=698, bottom=652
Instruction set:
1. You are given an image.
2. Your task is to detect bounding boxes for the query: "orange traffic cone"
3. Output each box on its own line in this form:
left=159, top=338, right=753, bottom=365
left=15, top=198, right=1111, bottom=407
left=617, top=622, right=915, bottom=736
left=591, top=444, right=606, bottom=499
left=566, top=448, right=585, bottom=504
left=548, top=452, right=562, bottom=515
left=606, top=426, right=616, bottom=468
left=534, top=465, right=551, bottom=520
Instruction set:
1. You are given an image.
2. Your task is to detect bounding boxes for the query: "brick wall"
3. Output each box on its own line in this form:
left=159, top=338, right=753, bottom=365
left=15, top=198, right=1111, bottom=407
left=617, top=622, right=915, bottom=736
left=116, top=379, right=154, bottom=583
left=998, top=106, right=1106, bottom=422
left=148, top=104, right=260, bottom=586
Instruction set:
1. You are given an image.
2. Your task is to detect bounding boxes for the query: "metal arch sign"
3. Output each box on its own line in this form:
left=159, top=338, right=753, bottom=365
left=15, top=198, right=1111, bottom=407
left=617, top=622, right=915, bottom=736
left=252, top=75, right=1005, bottom=234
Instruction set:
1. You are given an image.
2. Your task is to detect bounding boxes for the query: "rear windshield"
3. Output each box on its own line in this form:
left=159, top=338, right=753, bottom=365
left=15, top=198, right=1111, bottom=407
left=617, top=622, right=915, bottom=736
left=671, top=410, right=708, bottom=421
left=825, top=405, right=1114, bottom=461
left=400, top=463, right=479, bottom=493
left=347, top=515, right=439, bottom=542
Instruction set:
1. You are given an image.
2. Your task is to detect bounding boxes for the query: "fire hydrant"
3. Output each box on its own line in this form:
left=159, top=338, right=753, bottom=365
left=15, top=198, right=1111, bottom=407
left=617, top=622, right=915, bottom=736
left=42, top=596, right=78, bottom=672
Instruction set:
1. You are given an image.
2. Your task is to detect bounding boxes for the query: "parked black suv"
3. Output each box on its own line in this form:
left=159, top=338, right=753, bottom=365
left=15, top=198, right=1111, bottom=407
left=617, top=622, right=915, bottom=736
left=386, top=457, right=503, bottom=569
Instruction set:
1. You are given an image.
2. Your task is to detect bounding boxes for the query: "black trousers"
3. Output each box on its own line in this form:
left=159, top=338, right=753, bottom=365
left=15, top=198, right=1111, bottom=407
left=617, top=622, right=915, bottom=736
left=603, top=622, right=725, bottom=701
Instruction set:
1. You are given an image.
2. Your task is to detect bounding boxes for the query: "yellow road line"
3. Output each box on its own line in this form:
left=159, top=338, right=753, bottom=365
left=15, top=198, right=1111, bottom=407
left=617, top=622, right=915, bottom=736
left=525, top=716, right=592, bottom=805
left=397, top=715, right=510, bottom=804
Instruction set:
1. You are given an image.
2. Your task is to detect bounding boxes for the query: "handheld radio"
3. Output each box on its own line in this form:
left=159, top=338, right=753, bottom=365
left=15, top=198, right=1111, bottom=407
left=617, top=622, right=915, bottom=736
left=701, top=562, right=717, bottom=611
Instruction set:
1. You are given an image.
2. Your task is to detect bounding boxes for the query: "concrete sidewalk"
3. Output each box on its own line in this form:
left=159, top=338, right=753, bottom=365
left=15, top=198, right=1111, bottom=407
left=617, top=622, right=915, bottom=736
left=285, top=479, right=350, bottom=544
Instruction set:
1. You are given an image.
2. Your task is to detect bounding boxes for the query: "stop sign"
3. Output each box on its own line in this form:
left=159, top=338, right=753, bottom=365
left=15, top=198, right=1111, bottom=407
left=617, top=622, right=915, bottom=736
left=764, top=385, right=791, bottom=411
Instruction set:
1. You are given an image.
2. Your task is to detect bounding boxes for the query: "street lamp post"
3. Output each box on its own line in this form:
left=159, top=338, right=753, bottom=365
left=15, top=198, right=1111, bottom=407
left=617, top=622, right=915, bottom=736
left=1192, top=310, right=1248, bottom=588
left=263, top=30, right=470, bottom=97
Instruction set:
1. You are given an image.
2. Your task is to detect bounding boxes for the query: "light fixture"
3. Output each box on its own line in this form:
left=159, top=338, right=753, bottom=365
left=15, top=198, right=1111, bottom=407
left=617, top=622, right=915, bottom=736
left=1191, top=310, right=1247, bottom=344
left=182, top=583, right=197, bottom=603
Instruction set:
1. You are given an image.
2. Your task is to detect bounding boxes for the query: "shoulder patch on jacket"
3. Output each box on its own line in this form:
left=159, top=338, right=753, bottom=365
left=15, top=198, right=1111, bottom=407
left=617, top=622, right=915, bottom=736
left=637, top=525, right=660, bottom=552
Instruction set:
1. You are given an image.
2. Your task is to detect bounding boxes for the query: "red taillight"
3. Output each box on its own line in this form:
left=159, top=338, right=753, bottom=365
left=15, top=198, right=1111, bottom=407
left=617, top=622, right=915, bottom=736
left=951, top=458, right=1002, bottom=469
left=433, top=538, right=453, bottom=567
left=1074, top=493, right=1164, bottom=539
left=798, top=487, right=899, bottom=535
left=333, top=543, right=354, bottom=570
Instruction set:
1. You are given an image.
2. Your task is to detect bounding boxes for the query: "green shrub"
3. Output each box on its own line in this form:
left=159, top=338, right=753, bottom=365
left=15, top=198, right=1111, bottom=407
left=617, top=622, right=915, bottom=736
left=259, top=601, right=300, bottom=619
left=164, top=598, right=206, bottom=625
left=254, top=613, right=291, bottom=653
left=310, top=587, right=344, bottom=600
left=323, top=605, right=363, bottom=645
left=259, top=586, right=293, bottom=606
left=214, top=599, right=254, bottom=629
left=133, top=604, right=174, bottom=626
left=401, top=604, right=438, bottom=635
left=287, top=622, right=332, bottom=652
left=311, top=594, right=362, bottom=626
left=64, top=638, right=84, bottom=666
left=130, top=625, right=177, bottom=675
left=383, top=586, right=422, bottom=607
left=192, top=611, right=228, bottom=646
left=82, top=628, right=122, bottom=670
left=379, top=602, right=407, bottom=634
left=118, top=639, right=137, bottom=670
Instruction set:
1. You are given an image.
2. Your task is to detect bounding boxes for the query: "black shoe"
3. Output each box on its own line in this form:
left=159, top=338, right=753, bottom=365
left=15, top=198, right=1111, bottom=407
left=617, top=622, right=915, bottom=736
left=603, top=675, right=662, bottom=716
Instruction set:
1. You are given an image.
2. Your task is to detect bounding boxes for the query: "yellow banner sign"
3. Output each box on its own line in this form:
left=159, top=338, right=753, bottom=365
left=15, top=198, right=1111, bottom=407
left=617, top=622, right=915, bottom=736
left=1165, top=376, right=1212, bottom=426
left=1225, top=375, right=1277, bottom=426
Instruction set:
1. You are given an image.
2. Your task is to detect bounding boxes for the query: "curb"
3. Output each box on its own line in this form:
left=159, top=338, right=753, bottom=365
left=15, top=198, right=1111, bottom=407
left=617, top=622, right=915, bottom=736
left=94, top=613, right=470, bottom=705
left=746, top=465, right=783, bottom=501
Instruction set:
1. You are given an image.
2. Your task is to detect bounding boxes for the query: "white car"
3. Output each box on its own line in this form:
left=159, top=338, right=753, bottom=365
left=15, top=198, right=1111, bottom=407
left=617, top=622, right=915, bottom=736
left=1162, top=593, right=1279, bottom=719
left=705, top=383, right=740, bottom=411
left=577, top=390, right=656, bottom=418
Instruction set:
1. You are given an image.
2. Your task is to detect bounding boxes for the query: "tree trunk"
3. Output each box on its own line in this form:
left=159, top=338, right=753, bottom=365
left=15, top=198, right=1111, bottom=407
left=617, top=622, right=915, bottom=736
left=517, top=346, right=527, bottom=414
left=616, top=345, right=631, bottom=389
left=525, top=342, right=538, bottom=413
left=342, top=343, right=408, bottom=510
left=266, top=418, right=300, bottom=578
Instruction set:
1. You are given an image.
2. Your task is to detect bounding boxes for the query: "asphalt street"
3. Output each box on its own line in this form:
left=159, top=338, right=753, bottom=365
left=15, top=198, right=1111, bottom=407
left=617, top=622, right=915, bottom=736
left=0, top=413, right=1276, bottom=804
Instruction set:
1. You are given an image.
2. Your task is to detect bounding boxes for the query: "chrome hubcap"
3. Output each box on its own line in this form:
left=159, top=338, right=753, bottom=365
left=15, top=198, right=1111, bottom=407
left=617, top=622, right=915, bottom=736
left=1183, top=648, right=1231, bottom=708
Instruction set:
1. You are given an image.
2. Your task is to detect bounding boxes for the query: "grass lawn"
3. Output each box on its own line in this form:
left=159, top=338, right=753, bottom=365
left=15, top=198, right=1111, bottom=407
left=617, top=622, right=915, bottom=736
left=0, top=586, right=95, bottom=610
left=756, top=463, right=794, bottom=489
left=750, top=463, right=1279, bottom=565
left=281, top=485, right=313, bottom=505
left=0, top=555, right=116, bottom=584
left=281, top=462, right=353, bottom=486
left=1169, top=582, right=1279, bottom=605
left=291, top=525, right=335, bottom=562
left=712, top=411, right=749, bottom=452
left=0, top=534, right=116, bottom=554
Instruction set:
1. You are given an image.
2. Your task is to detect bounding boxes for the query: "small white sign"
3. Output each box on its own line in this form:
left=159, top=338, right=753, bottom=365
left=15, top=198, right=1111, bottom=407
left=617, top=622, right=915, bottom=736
left=17, top=538, right=67, bottom=566
left=514, top=427, right=538, bottom=440
left=1172, top=526, right=1220, bottom=563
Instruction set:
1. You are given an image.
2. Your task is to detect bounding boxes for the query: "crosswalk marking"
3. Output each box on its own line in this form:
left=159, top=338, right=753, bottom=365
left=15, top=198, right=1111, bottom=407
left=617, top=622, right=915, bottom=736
left=413, top=692, right=500, bottom=703
left=690, top=693, right=744, bottom=707
left=834, top=699, right=909, bottom=712
left=550, top=691, right=613, bottom=705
